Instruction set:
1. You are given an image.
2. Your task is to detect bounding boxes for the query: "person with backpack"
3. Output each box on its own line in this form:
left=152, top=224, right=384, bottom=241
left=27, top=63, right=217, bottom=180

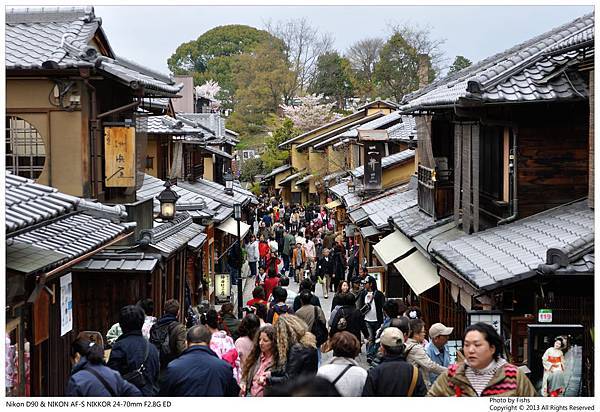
left=107, top=305, right=160, bottom=396
left=159, top=325, right=240, bottom=397
left=362, top=327, right=427, bottom=396
left=328, top=292, right=367, bottom=346
left=67, top=336, right=141, bottom=396
left=149, top=299, right=187, bottom=371
left=266, top=286, right=294, bottom=324
left=294, top=290, right=328, bottom=350
left=317, top=331, right=367, bottom=397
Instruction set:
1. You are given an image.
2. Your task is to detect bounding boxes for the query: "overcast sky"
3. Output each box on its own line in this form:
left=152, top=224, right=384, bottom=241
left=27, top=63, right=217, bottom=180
left=94, top=4, right=593, bottom=77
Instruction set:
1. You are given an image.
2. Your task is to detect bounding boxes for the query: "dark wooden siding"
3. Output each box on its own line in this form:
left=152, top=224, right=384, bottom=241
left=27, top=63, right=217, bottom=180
left=517, top=107, right=588, bottom=218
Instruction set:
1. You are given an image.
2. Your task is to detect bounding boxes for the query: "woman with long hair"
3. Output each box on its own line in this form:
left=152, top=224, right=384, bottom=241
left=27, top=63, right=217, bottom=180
left=67, top=337, right=140, bottom=396
left=240, top=325, right=278, bottom=397
left=267, top=315, right=318, bottom=386
left=235, top=314, right=261, bottom=366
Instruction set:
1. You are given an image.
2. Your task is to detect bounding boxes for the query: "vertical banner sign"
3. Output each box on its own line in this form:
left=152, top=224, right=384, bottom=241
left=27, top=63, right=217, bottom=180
left=60, top=273, right=73, bottom=336
left=363, top=142, right=384, bottom=191
left=215, top=273, right=231, bottom=304
left=105, top=126, right=136, bottom=187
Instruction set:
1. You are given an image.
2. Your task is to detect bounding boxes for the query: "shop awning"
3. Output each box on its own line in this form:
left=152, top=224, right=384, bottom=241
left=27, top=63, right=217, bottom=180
left=217, top=217, right=250, bottom=239
left=374, top=230, right=440, bottom=296
left=325, top=199, right=342, bottom=209
left=360, top=225, right=382, bottom=238
left=393, top=252, right=440, bottom=295
left=373, top=230, right=413, bottom=265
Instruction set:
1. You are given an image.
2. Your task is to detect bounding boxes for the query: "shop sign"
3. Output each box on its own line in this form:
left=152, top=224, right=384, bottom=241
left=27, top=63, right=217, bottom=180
left=538, top=309, right=553, bottom=323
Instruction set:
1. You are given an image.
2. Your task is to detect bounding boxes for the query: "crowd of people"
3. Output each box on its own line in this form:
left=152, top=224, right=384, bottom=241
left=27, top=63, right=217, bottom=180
left=65, top=195, right=538, bottom=397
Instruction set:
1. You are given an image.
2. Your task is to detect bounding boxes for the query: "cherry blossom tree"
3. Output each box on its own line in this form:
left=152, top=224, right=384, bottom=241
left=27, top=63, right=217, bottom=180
left=281, top=94, right=339, bottom=132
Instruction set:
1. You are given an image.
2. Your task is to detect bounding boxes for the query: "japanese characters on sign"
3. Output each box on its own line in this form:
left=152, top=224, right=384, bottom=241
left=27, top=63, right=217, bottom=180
left=215, top=273, right=231, bottom=304
left=362, top=141, right=384, bottom=192
left=104, top=126, right=136, bottom=187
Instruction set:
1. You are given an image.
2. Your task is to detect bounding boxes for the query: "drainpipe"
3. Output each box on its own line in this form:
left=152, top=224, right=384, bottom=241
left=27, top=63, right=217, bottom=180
left=83, top=78, right=99, bottom=198
left=498, top=128, right=518, bottom=225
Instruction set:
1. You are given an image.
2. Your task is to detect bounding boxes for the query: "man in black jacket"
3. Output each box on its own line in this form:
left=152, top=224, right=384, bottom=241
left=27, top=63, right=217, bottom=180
left=362, top=327, right=427, bottom=397
left=316, top=248, right=335, bottom=299
left=149, top=299, right=187, bottom=371
left=108, top=305, right=160, bottom=396
left=159, top=325, right=239, bottom=396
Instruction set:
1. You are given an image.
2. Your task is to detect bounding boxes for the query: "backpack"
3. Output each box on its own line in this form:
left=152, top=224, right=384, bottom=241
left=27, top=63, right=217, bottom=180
left=335, top=307, right=348, bottom=331
left=311, top=306, right=328, bottom=347
left=149, top=321, right=176, bottom=367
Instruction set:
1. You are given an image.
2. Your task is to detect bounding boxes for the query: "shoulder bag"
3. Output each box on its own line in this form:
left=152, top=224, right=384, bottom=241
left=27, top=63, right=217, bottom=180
left=122, top=340, right=149, bottom=388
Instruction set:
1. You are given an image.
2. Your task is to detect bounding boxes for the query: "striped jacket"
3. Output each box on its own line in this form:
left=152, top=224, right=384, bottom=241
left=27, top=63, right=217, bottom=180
left=427, top=361, right=537, bottom=397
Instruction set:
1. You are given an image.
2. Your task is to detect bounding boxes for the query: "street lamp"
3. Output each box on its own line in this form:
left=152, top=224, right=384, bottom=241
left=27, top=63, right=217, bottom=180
left=224, top=169, right=234, bottom=196
left=233, top=202, right=243, bottom=318
left=156, top=180, right=179, bottom=220
left=347, top=178, right=356, bottom=193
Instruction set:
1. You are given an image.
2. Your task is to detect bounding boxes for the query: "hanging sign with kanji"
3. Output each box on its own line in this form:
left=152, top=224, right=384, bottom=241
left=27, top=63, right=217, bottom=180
left=104, top=126, right=136, bottom=187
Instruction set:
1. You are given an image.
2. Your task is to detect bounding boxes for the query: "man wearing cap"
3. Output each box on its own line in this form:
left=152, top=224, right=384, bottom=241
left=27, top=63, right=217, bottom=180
left=362, top=327, right=427, bottom=397
left=425, top=323, right=453, bottom=385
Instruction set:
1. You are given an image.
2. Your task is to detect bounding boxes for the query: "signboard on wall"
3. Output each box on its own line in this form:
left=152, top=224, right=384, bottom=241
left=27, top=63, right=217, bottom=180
left=362, top=142, right=384, bottom=192
left=215, top=273, right=231, bottom=304
left=60, top=273, right=73, bottom=336
left=105, top=126, right=136, bottom=187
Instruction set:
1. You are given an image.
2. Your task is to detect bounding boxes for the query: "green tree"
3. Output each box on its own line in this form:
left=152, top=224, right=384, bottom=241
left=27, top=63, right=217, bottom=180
left=373, top=33, right=420, bottom=102
left=448, top=55, right=472, bottom=74
left=261, top=118, right=298, bottom=170
left=167, top=25, right=282, bottom=108
left=227, top=41, right=295, bottom=137
left=239, top=157, right=265, bottom=183
left=310, top=52, right=355, bottom=109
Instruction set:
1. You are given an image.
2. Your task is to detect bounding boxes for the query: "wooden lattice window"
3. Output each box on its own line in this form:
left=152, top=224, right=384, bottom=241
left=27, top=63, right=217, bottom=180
left=6, top=116, right=46, bottom=180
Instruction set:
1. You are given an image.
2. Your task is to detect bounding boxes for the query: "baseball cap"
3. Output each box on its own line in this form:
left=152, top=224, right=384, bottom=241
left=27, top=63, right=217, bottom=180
left=379, top=327, right=404, bottom=347
left=429, top=323, right=454, bottom=338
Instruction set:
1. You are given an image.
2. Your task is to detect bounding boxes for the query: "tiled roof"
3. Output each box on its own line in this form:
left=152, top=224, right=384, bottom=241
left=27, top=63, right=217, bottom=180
left=177, top=113, right=227, bottom=138
left=360, top=225, right=382, bottom=238
left=137, top=174, right=217, bottom=219
left=298, top=111, right=385, bottom=150
left=314, top=111, right=404, bottom=149
left=545, top=25, right=594, bottom=55
left=6, top=172, right=126, bottom=233
left=431, top=200, right=594, bottom=291
left=6, top=7, right=182, bottom=97
left=349, top=186, right=417, bottom=230
left=390, top=204, right=454, bottom=238
left=10, top=213, right=132, bottom=272
left=72, top=252, right=160, bottom=273
left=402, top=13, right=593, bottom=110
left=145, top=213, right=204, bottom=256
left=387, top=116, right=418, bottom=142
left=145, top=115, right=205, bottom=135
left=179, top=177, right=254, bottom=208
left=262, top=164, right=292, bottom=180
left=351, top=149, right=416, bottom=178
left=278, top=111, right=363, bottom=148
left=278, top=170, right=306, bottom=186
left=7, top=242, right=68, bottom=275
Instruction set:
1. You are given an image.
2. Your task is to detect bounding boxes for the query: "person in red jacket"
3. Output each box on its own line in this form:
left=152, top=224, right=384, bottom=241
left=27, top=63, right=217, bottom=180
left=263, top=269, right=280, bottom=301
left=258, top=235, right=270, bottom=268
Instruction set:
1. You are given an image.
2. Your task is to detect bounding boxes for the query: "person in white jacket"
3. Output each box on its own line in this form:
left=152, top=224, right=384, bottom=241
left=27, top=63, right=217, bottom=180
left=246, top=235, right=259, bottom=279
left=404, top=318, right=447, bottom=389
left=317, top=331, right=367, bottom=397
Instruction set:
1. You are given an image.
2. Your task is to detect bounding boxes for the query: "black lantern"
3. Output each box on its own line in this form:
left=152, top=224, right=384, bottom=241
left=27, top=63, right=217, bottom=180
left=224, top=169, right=234, bottom=196
left=408, top=135, right=416, bottom=150
left=157, top=180, right=179, bottom=220
left=347, top=178, right=356, bottom=193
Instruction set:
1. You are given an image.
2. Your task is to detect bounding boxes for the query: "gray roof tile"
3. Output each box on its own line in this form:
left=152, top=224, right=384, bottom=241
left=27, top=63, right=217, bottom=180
left=431, top=200, right=594, bottom=291
left=6, top=7, right=182, bottom=97
left=402, top=13, right=593, bottom=110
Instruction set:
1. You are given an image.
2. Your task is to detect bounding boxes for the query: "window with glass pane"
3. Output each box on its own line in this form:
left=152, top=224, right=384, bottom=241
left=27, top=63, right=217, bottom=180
left=5, top=116, right=46, bottom=180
